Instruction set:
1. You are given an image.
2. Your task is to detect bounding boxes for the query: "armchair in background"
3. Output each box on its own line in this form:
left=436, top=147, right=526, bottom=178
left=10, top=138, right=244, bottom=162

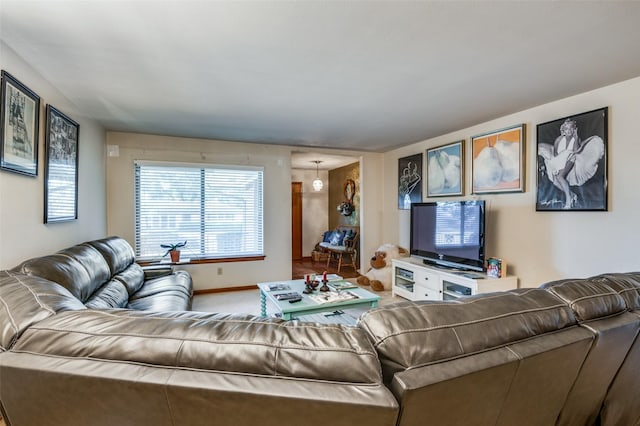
left=316, top=225, right=359, bottom=273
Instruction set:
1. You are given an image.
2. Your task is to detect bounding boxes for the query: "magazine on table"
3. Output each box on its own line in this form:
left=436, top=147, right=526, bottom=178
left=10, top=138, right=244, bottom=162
left=268, top=283, right=291, bottom=291
left=328, top=281, right=357, bottom=291
left=308, top=291, right=359, bottom=305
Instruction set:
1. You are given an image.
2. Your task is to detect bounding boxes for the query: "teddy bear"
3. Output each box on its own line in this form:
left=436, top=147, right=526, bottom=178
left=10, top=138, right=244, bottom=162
left=357, top=243, right=407, bottom=291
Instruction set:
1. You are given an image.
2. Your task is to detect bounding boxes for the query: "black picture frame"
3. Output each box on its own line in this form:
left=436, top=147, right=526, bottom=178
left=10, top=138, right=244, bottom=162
left=536, top=107, right=608, bottom=211
left=0, top=70, right=40, bottom=176
left=398, top=153, right=422, bottom=209
left=44, top=105, right=79, bottom=223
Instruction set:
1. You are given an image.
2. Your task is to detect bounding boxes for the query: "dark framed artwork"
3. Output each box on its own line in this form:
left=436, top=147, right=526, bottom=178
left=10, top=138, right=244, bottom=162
left=398, top=153, right=422, bottom=209
left=44, top=105, right=79, bottom=223
left=536, top=107, right=608, bottom=211
left=471, top=124, right=525, bottom=194
left=426, top=140, right=464, bottom=197
left=0, top=70, right=40, bottom=176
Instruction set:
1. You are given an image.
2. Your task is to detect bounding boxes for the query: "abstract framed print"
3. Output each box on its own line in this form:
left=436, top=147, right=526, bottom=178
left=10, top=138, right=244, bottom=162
left=536, top=107, right=607, bottom=211
left=0, top=70, right=40, bottom=176
left=426, top=140, right=464, bottom=197
left=398, top=153, right=422, bottom=209
left=471, top=124, right=525, bottom=194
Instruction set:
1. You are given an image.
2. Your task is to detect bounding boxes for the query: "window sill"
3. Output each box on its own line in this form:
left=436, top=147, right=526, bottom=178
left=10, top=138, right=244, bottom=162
left=137, top=255, right=266, bottom=267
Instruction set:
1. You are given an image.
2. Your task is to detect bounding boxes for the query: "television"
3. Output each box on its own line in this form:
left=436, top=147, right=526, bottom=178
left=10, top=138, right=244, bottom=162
left=410, top=200, right=486, bottom=272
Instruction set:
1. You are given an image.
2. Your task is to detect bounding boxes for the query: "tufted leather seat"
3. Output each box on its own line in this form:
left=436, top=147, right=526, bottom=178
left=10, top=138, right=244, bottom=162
left=0, top=272, right=398, bottom=426
left=2, top=261, right=640, bottom=425
left=11, top=236, right=192, bottom=311
left=359, top=288, right=595, bottom=426
left=541, top=277, right=640, bottom=426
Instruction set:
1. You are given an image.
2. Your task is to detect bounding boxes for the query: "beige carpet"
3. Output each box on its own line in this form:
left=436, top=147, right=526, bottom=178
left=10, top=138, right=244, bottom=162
left=193, top=278, right=401, bottom=325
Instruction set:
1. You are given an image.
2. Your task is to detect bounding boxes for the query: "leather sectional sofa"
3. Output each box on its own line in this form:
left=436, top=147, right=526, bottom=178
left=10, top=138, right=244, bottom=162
left=0, top=237, right=639, bottom=426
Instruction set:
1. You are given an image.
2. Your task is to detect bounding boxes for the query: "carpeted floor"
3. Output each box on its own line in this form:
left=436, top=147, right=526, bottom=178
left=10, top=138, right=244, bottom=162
left=292, top=257, right=360, bottom=279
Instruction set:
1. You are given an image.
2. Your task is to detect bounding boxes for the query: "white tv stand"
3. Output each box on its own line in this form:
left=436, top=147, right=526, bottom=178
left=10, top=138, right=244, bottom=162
left=392, top=258, right=518, bottom=302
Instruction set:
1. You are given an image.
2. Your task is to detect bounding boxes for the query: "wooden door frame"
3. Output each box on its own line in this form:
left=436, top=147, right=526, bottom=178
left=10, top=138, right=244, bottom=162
left=291, top=182, right=303, bottom=260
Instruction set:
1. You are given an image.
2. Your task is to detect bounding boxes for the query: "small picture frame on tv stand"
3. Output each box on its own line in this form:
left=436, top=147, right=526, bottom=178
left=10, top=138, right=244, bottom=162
left=486, top=257, right=506, bottom=278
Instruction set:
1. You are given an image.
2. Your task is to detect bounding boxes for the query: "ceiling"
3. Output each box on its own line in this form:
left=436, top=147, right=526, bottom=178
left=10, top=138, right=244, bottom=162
left=290, top=151, right=357, bottom=171
left=2, top=1, right=640, bottom=154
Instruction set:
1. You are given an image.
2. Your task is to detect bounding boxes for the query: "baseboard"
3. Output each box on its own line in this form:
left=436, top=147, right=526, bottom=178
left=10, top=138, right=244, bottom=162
left=194, top=285, right=258, bottom=295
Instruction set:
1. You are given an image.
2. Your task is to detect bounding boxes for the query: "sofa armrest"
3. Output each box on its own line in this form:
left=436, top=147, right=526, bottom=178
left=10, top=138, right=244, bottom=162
left=142, top=265, right=174, bottom=280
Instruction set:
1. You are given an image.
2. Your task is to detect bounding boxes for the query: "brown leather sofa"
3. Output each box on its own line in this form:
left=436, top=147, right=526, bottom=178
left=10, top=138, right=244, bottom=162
left=0, top=238, right=639, bottom=426
left=10, top=236, right=193, bottom=311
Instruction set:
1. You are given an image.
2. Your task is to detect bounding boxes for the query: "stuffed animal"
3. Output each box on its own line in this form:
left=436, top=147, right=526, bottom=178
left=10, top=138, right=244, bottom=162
left=357, top=243, right=407, bottom=291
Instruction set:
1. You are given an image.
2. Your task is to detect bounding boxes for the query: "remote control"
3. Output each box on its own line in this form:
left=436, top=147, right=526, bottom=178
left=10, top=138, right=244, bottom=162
left=288, top=298, right=302, bottom=303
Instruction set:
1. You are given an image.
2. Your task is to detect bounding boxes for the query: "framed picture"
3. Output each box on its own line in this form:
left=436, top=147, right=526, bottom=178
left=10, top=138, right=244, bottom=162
left=0, top=70, right=40, bottom=176
left=44, top=105, right=79, bottom=223
left=536, top=107, right=607, bottom=211
left=426, top=140, right=464, bottom=197
left=471, top=124, right=525, bottom=194
left=398, top=153, right=422, bottom=209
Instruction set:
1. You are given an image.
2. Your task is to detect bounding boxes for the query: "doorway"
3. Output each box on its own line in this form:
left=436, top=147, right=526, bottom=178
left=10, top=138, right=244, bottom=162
left=291, top=182, right=303, bottom=260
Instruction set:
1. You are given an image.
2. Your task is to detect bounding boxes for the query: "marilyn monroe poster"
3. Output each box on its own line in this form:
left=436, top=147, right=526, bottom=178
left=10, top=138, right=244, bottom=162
left=536, top=107, right=607, bottom=211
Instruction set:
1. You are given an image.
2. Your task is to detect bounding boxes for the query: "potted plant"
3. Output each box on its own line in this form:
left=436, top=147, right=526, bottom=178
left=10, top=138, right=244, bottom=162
left=161, top=241, right=187, bottom=263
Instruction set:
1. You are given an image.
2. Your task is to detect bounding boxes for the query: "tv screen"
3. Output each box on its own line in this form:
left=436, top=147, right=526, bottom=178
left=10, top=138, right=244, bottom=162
left=410, top=200, right=485, bottom=272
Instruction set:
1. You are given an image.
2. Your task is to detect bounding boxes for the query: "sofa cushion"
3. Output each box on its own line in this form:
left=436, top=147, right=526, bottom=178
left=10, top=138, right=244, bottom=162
left=358, top=288, right=576, bottom=369
left=329, top=230, right=346, bottom=246
left=127, top=290, right=192, bottom=311
left=0, top=271, right=85, bottom=351
left=113, top=263, right=145, bottom=296
left=542, top=278, right=627, bottom=322
left=13, top=253, right=99, bottom=302
left=127, top=271, right=192, bottom=311
left=590, top=272, right=640, bottom=311
left=12, top=310, right=383, bottom=384
left=86, top=236, right=136, bottom=276
left=129, top=271, right=192, bottom=300
left=84, top=279, right=130, bottom=309
left=58, top=244, right=112, bottom=288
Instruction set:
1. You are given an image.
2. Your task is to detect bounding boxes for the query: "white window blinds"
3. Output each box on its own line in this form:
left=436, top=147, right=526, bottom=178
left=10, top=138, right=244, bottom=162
left=434, top=202, right=480, bottom=248
left=134, top=162, right=264, bottom=260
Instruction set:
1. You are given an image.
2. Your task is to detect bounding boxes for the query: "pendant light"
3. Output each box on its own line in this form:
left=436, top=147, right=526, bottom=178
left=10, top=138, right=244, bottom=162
left=312, top=160, right=323, bottom=191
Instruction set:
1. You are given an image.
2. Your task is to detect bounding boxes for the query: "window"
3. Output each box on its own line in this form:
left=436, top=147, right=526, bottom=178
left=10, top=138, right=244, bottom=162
left=134, top=161, right=264, bottom=260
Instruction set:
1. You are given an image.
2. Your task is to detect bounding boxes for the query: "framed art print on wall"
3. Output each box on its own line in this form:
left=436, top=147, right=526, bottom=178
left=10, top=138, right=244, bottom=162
left=536, top=107, right=608, bottom=211
left=398, top=153, right=422, bottom=209
left=426, top=140, right=464, bottom=197
left=471, top=124, right=525, bottom=194
left=0, top=70, right=40, bottom=176
left=44, top=105, right=79, bottom=223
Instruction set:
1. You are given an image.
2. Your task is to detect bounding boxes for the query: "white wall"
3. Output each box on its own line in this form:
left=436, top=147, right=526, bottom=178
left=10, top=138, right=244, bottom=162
left=106, top=132, right=293, bottom=291
left=106, top=133, right=383, bottom=290
left=0, top=41, right=107, bottom=269
left=382, top=76, right=640, bottom=287
left=291, top=168, right=328, bottom=256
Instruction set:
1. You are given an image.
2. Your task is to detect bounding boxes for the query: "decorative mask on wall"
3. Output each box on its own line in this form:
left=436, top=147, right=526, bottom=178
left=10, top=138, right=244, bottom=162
left=337, top=179, right=356, bottom=216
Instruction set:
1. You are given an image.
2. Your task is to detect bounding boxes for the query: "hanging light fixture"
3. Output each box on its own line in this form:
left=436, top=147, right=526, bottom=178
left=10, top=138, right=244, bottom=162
left=312, top=160, right=323, bottom=191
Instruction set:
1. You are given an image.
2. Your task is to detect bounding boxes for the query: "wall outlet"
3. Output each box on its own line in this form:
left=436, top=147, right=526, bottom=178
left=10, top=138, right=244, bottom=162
left=217, top=267, right=223, bottom=275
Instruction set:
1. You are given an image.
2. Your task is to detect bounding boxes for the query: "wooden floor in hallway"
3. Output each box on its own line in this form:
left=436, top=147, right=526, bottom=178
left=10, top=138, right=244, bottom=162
left=292, top=257, right=360, bottom=280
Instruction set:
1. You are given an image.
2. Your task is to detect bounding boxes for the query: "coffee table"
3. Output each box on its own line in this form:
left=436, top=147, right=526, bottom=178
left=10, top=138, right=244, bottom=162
left=258, top=279, right=380, bottom=320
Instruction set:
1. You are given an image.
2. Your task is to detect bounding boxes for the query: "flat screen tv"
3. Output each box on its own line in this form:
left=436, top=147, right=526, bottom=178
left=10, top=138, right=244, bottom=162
left=410, top=200, right=485, bottom=272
